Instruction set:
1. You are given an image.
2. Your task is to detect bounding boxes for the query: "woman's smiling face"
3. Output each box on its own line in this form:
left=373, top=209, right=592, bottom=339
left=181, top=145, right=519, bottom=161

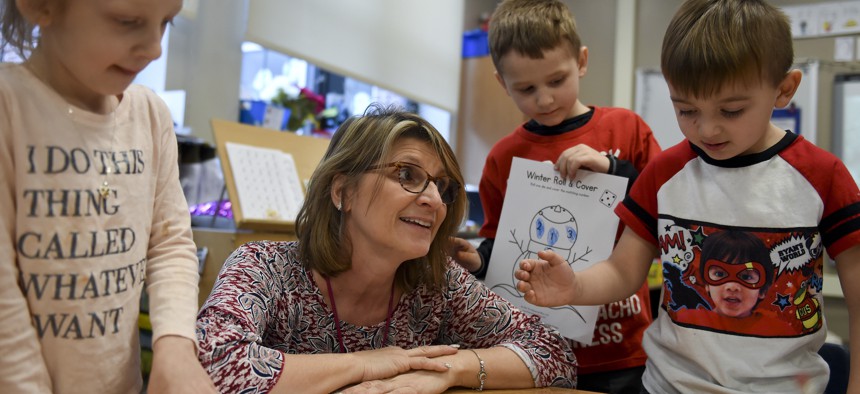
left=344, top=137, right=449, bottom=264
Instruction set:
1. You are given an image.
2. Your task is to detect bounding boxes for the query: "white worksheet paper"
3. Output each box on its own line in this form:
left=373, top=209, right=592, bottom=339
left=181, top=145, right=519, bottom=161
left=484, top=157, right=628, bottom=343
left=225, top=142, right=304, bottom=222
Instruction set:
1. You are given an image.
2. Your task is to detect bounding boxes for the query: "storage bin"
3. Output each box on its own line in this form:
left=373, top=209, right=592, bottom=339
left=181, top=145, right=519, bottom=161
left=462, top=29, right=489, bottom=58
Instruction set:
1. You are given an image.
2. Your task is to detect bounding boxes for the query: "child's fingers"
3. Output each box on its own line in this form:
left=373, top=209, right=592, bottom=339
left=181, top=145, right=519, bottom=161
left=516, top=278, right=532, bottom=293
left=558, top=159, right=580, bottom=180
left=536, top=249, right=564, bottom=266
left=448, top=237, right=466, bottom=250
left=523, top=290, right=538, bottom=305
left=518, top=259, right=533, bottom=271
left=515, top=268, right=530, bottom=281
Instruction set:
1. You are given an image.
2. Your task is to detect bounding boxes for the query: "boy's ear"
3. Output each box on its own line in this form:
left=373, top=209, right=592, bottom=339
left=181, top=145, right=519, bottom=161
left=774, top=69, right=802, bottom=108
left=494, top=70, right=511, bottom=96
left=577, top=46, right=589, bottom=77
left=15, top=0, right=57, bottom=27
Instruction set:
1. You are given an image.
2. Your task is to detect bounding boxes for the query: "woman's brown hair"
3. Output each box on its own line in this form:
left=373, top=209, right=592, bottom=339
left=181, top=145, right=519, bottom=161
left=295, top=104, right=466, bottom=292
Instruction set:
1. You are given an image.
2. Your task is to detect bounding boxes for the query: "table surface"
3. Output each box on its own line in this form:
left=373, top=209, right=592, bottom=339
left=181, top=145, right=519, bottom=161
left=444, top=388, right=601, bottom=393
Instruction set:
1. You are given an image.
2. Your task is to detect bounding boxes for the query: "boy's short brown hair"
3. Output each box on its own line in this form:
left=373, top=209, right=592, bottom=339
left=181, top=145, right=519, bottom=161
left=662, top=0, right=794, bottom=98
left=489, top=0, right=582, bottom=75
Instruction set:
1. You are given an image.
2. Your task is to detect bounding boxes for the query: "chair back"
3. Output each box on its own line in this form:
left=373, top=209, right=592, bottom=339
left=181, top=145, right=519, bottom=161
left=818, top=342, right=850, bottom=394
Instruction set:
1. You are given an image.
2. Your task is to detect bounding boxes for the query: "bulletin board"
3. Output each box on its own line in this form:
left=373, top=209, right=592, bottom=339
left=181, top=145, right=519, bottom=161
left=789, top=60, right=819, bottom=145
left=211, top=119, right=330, bottom=232
left=833, top=73, right=860, bottom=183
left=633, top=69, right=684, bottom=149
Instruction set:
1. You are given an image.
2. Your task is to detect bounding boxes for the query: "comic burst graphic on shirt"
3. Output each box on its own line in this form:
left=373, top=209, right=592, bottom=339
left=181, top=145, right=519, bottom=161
left=657, top=218, right=826, bottom=337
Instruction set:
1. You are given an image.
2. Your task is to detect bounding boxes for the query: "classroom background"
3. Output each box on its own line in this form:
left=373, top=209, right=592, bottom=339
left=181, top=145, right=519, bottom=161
left=2, top=0, right=859, bottom=383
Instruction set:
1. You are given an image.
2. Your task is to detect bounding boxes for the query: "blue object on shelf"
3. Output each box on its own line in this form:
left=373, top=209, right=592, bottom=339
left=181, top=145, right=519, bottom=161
left=772, top=105, right=801, bottom=135
left=239, top=100, right=266, bottom=125
left=462, top=29, right=489, bottom=58
left=239, top=100, right=291, bottom=130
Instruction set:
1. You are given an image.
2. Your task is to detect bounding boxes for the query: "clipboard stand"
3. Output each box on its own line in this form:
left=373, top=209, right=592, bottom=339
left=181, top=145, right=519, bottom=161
left=211, top=118, right=330, bottom=233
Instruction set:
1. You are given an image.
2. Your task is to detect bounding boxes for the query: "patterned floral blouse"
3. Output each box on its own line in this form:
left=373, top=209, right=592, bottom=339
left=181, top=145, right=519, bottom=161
left=196, top=241, right=577, bottom=392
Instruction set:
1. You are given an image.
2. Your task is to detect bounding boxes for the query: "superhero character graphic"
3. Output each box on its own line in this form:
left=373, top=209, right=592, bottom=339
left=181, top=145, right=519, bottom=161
left=663, top=263, right=709, bottom=312
left=793, top=279, right=822, bottom=332
left=791, top=267, right=823, bottom=332
left=666, top=226, right=822, bottom=337
left=698, top=231, right=774, bottom=318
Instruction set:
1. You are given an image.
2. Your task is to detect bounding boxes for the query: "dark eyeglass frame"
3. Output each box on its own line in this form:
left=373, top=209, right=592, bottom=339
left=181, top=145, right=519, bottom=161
left=369, top=161, right=460, bottom=204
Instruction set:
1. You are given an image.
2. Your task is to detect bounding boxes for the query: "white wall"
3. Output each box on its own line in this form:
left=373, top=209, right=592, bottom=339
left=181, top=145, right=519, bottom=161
left=167, top=0, right=626, bottom=144
left=245, top=0, right=464, bottom=113
left=166, top=0, right=248, bottom=143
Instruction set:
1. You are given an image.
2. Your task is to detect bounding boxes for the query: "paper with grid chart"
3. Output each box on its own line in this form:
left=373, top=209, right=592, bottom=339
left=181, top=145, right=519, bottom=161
left=225, top=142, right=304, bottom=222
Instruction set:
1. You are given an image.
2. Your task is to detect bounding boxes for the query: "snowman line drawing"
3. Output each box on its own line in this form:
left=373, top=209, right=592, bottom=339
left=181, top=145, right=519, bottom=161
left=491, top=205, right=592, bottom=323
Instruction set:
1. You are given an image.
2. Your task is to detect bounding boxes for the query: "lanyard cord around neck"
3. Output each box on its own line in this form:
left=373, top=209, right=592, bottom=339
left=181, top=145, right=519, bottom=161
left=324, top=275, right=396, bottom=353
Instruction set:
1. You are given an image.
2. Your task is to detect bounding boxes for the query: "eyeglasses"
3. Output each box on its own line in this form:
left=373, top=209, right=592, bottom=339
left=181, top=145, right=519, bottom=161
left=369, top=161, right=460, bottom=204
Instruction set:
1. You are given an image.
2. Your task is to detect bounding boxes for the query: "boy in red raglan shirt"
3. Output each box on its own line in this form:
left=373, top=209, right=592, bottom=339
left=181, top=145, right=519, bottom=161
left=450, top=1, right=661, bottom=392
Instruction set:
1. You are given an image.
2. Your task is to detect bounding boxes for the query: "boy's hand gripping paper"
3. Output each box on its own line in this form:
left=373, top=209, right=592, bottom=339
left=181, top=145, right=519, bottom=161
left=484, top=157, right=628, bottom=343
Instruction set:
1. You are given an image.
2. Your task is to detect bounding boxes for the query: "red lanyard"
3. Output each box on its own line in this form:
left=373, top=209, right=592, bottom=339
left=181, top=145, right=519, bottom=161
left=324, top=275, right=396, bottom=353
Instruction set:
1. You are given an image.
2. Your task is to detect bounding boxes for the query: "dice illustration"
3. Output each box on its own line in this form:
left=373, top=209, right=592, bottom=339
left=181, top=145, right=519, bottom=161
left=599, top=189, right=617, bottom=207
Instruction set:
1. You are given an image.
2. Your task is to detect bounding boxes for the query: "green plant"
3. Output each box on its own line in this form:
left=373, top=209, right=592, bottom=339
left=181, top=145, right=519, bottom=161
left=271, top=87, right=324, bottom=132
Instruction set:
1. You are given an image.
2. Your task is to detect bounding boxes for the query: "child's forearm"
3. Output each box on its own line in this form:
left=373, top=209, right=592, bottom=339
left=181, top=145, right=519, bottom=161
left=572, top=260, right=649, bottom=305
left=573, top=227, right=656, bottom=305
left=0, top=296, right=52, bottom=391
left=0, top=239, right=52, bottom=391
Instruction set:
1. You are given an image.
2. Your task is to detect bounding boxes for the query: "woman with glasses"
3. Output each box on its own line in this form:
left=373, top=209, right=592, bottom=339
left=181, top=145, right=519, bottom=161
left=195, top=105, right=576, bottom=393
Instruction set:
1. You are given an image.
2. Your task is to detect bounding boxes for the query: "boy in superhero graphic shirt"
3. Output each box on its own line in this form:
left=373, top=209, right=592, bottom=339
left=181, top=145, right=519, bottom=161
left=516, top=0, right=860, bottom=393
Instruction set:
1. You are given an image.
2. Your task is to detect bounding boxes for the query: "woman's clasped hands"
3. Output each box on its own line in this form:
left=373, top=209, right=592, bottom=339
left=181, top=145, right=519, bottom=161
left=339, top=344, right=461, bottom=393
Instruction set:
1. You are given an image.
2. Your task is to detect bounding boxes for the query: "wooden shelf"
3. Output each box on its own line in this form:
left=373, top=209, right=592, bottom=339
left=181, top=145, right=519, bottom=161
left=193, top=227, right=298, bottom=306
